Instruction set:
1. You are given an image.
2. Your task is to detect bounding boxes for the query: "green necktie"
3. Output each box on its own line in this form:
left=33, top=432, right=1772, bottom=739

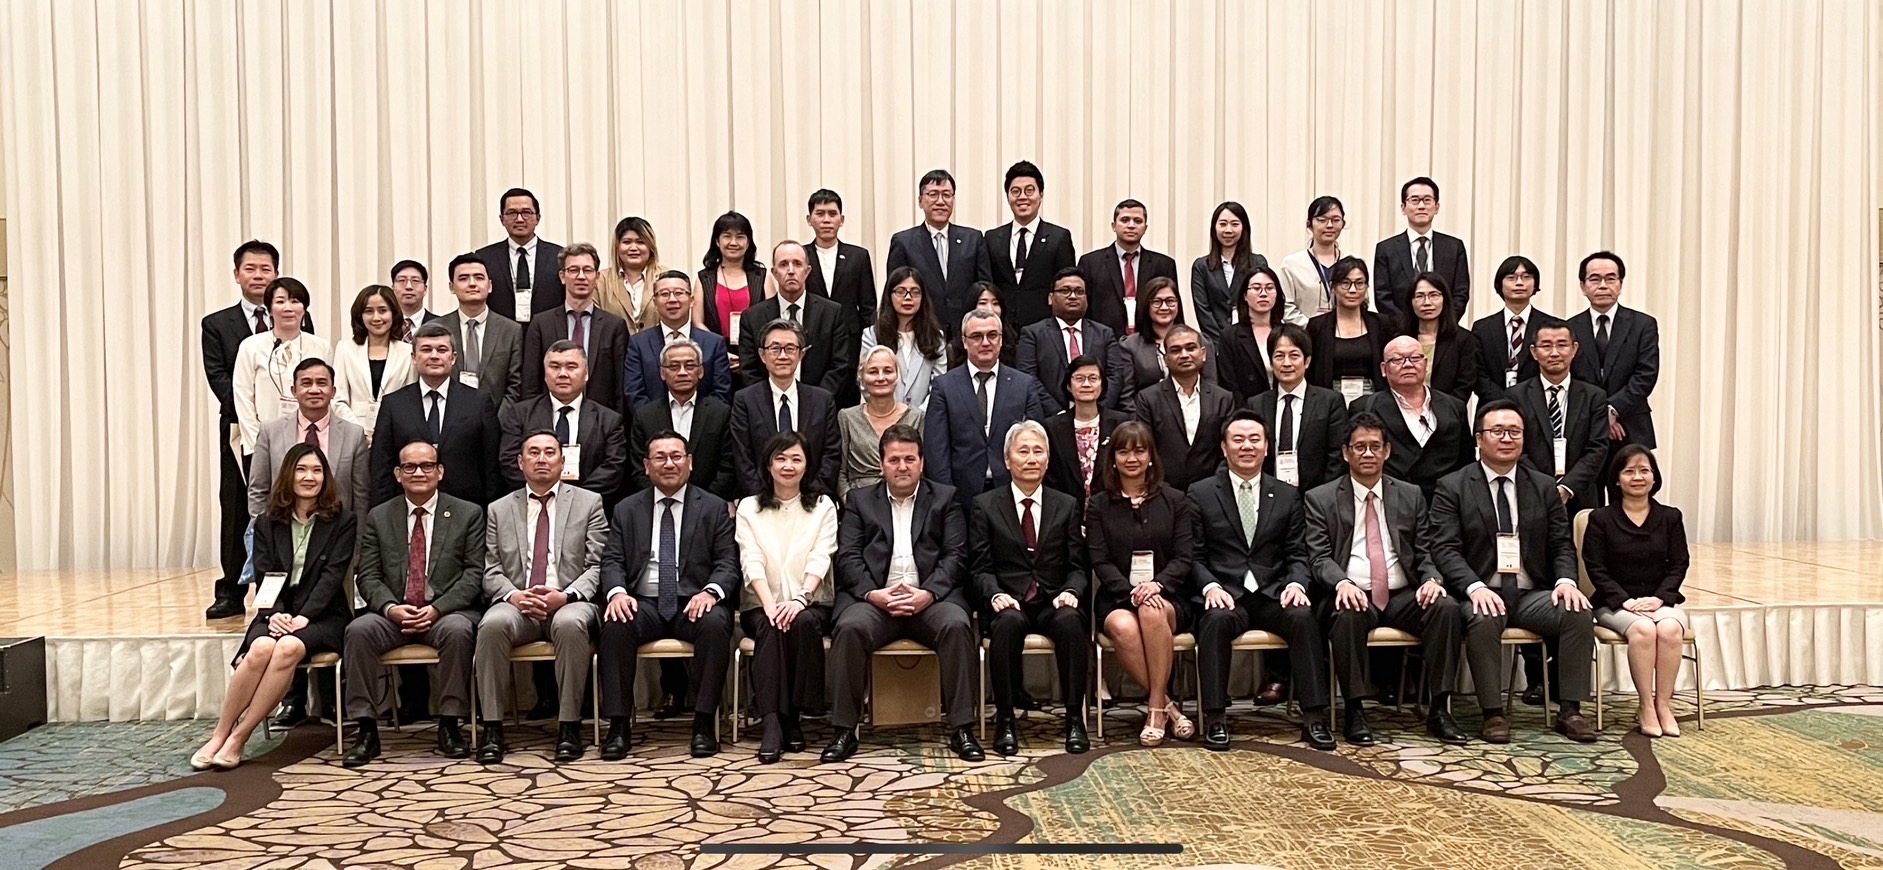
left=1237, top=480, right=1259, bottom=545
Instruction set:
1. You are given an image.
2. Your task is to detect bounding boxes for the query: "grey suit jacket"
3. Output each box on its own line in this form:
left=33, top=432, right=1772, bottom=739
left=248, top=415, right=370, bottom=517
left=357, top=493, right=487, bottom=620
left=482, top=483, right=609, bottom=603
left=1302, top=474, right=1439, bottom=594
left=433, top=310, right=524, bottom=412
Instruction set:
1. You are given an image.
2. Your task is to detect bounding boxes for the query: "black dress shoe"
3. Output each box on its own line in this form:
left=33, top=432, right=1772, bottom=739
left=782, top=716, right=805, bottom=753
left=652, top=694, right=683, bottom=720
left=950, top=727, right=986, bottom=762
left=992, top=718, right=1020, bottom=757
left=437, top=717, right=469, bottom=759
left=599, top=719, right=630, bottom=761
left=1255, top=682, right=1287, bottom=706
left=525, top=698, right=558, bottom=721
left=1375, top=686, right=1399, bottom=707
left=399, top=704, right=436, bottom=724
left=341, top=722, right=380, bottom=768
left=1427, top=711, right=1468, bottom=745
left=204, top=598, right=245, bottom=620
left=475, top=723, right=506, bottom=764
left=690, top=730, right=720, bottom=758
left=1344, top=709, right=1378, bottom=747
left=1522, top=684, right=1547, bottom=707
left=821, top=728, right=860, bottom=763
left=1064, top=719, right=1090, bottom=754
left=1303, top=718, right=1337, bottom=751
left=553, top=722, right=583, bottom=763
left=272, top=704, right=309, bottom=730
left=1203, top=719, right=1231, bottom=752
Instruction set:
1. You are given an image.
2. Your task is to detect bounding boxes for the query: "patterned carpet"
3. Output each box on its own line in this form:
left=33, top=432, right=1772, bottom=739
left=1, top=687, right=1880, bottom=869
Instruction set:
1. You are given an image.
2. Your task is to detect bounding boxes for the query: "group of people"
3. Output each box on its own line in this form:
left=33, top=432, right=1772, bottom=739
left=193, top=164, right=1687, bottom=771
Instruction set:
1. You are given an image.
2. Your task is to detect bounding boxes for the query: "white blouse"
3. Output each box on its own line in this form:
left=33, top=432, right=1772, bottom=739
left=232, top=332, right=332, bottom=454
left=734, top=494, right=840, bottom=612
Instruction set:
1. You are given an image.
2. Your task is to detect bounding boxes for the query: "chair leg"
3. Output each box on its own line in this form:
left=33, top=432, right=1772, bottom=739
left=1595, top=645, right=1607, bottom=731
left=978, top=651, right=988, bottom=742
left=1692, top=641, right=1705, bottom=730
left=1094, top=646, right=1104, bottom=741
left=334, top=662, right=345, bottom=754
left=731, top=648, right=742, bottom=744
left=1540, top=649, right=1552, bottom=728
left=469, top=679, right=478, bottom=747
left=389, top=667, right=403, bottom=733
left=591, top=654, right=601, bottom=747
left=1504, top=646, right=1520, bottom=713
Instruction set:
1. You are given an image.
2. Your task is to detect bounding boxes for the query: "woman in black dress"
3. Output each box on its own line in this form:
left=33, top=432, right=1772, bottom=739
left=1583, top=444, right=1691, bottom=737
left=1304, top=257, right=1387, bottom=403
left=191, top=443, right=357, bottom=770
left=1396, top=272, right=1480, bottom=404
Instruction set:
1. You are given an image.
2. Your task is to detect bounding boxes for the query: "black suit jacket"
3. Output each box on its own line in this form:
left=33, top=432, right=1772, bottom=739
left=1567, top=306, right=1659, bottom=448
left=1189, top=254, right=1271, bottom=342
left=807, top=241, right=876, bottom=404
left=628, top=395, right=739, bottom=501
left=698, top=264, right=769, bottom=339
left=252, top=510, right=357, bottom=623
left=729, top=381, right=842, bottom=497
left=1015, top=317, right=1125, bottom=412
left=1302, top=475, right=1438, bottom=594
left=1304, top=311, right=1390, bottom=392
left=1133, top=378, right=1238, bottom=490
left=497, top=394, right=627, bottom=501
left=369, top=380, right=502, bottom=507
left=1508, top=377, right=1610, bottom=513
left=1043, top=409, right=1128, bottom=508
left=735, top=292, right=856, bottom=396
left=1249, top=386, right=1352, bottom=491
left=600, top=484, right=740, bottom=607
left=885, top=223, right=993, bottom=337
left=475, top=239, right=565, bottom=321
left=1423, top=463, right=1578, bottom=598
left=1186, top=471, right=1310, bottom=603
left=356, top=494, right=486, bottom=620
left=1472, top=307, right=1560, bottom=403
left=520, top=306, right=631, bottom=412
left=1077, top=245, right=1180, bottom=337
left=201, top=303, right=315, bottom=426
left=984, top=220, right=1077, bottom=329
left=1217, top=324, right=1274, bottom=403
left=1425, top=327, right=1481, bottom=406
left=835, top=482, right=966, bottom=617
left=1347, top=388, right=1473, bottom=496
left=969, top=485, right=1088, bottom=606
left=1372, top=231, right=1470, bottom=325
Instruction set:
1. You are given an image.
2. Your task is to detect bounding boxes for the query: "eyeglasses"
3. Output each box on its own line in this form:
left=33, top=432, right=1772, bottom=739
left=396, top=462, right=441, bottom=474
left=762, top=344, right=803, bottom=356
left=1404, top=195, right=1437, bottom=207
left=1053, top=287, right=1087, bottom=296
left=1149, top=297, right=1180, bottom=308
left=1313, top=215, right=1346, bottom=227
left=662, top=361, right=701, bottom=372
left=655, top=289, right=691, bottom=301
left=890, top=288, right=924, bottom=300
left=1335, top=279, right=1369, bottom=290
left=561, top=266, right=599, bottom=277
left=1584, top=275, right=1622, bottom=286
left=501, top=209, right=538, bottom=219
left=1384, top=355, right=1426, bottom=367
left=921, top=190, right=955, bottom=202
left=964, top=331, right=1002, bottom=345
left=1477, top=427, right=1524, bottom=441
left=1346, top=443, right=1387, bottom=456
left=648, top=454, right=688, bottom=466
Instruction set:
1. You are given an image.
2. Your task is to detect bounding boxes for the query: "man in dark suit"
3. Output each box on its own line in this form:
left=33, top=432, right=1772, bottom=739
left=1250, top=324, right=1350, bottom=491
left=521, top=243, right=629, bottom=412
left=924, top=308, right=1051, bottom=510
left=390, top=259, right=441, bottom=336
left=805, top=189, right=876, bottom=404
left=1016, top=267, right=1123, bottom=413
left=1349, top=336, right=1473, bottom=498
left=884, top=169, right=993, bottom=337
left=1472, top=256, right=1558, bottom=403
left=1512, top=324, right=1611, bottom=515
left=1078, top=199, right=1182, bottom=337
left=369, top=323, right=503, bottom=507
left=970, top=421, right=1091, bottom=756
left=629, top=340, right=739, bottom=500
left=434, top=253, right=524, bottom=412
left=1422, top=400, right=1599, bottom=744
left=624, top=270, right=733, bottom=408
left=983, top=161, right=1076, bottom=330
left=1187, top=409, right=1335, bottom=751
left=1302, top=413, right=1467, bottom=747
left=821, top=426, right=985, bottom=763
left=475, top=187, right=564, bottom=322
left=1568, top=251, right=1659, bottom=448
left=340, top=440, right=487, bottom=767
left=597, top=430, right=740, bottom=759
left=1134, top=325, right=1237, bottom=491
left=1372, top=177, right=1470, bottom=325
left=735, top=241, right=855, bottom=395
left=498, top=340, right=627, bottom=504
left=730, top=320, right=842, bottom=497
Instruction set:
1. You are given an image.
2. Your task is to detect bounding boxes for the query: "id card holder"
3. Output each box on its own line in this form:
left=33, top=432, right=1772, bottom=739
left=1276, top=451, right=1300, bottom=486
left=1496, top=534, right=1521, bottom=575
left=256, top=572, right=288, bottom=609
left=458, top=371, right=480, bottom=391
left=729, top=312, right=742, bottom=343
left=1339, top=378, right=1367, bottom=403
left=561, top=443, right=583, bottom=480
left=1505, top=370, right=1518, bottom=388
left=515, top=291, right=534, bottom=322
left=1130, top=551, right=1156, bottom=586
left=1552, top=437, right=1567, bottom=476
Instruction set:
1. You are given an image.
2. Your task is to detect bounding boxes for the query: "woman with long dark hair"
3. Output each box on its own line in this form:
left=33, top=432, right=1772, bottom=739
left=695, top=211, right=769, bottom=344
left=1117, top=276, right=1219, bottom=413
left=332, top=284, right=414, bottom=442
left=857, top=267, right=946, bottom=408
left=1189, top=201, right=1269, bottom=341
left=1217, top=267, right=1288, bottom=402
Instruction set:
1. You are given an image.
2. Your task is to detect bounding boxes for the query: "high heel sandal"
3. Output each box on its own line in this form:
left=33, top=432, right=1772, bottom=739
left=1139, top=707, right=1167, bottom=747
left=1162, top=703, right=1196, bottom=741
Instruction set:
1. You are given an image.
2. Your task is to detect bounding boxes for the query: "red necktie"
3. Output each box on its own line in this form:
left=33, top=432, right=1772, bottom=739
left=1065, top=326, right=1082, bottom=360
left=572, top=310, right=589, bottom=348
left=1364, top=493, right=1389, bottom=610
left=303, top=422, right=320, bottom=446
left=1508, top=316, right=1524, bottom=370
left=527, top=492, right=553, bottom=587
left=1021, top=497, right=1040, bottom=602
left=405, top=507, right=428, bottom=607
left=252, top=308, right=269, bottom=334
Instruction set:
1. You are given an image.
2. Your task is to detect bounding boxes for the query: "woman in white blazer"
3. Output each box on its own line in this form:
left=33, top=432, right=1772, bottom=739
left=233, top=278, right=331, bottom=455
left=1276, top=195, right=1348, bottom=324
left=856, top=267, right=946, bottom=410
left=331, top=284, right=415, bottom=443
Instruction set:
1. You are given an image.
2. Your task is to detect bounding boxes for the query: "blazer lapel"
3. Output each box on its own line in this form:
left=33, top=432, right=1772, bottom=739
left=1333, top=477, right=1357, bottom=550
left=423, top=504, right=450, bottom=589
left=1213, top=474, right=1249, bottom=553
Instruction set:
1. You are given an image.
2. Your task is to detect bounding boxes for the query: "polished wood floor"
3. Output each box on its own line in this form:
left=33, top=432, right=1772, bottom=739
left=0, top=541, right=1877, bottom=638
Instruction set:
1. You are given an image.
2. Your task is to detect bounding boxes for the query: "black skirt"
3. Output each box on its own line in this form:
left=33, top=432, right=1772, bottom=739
left=234, top=612, right=347, bottom=667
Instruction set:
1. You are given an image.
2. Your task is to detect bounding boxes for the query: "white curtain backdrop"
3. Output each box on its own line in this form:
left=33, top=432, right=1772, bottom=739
left=2, top=0, right=1878, bottom=569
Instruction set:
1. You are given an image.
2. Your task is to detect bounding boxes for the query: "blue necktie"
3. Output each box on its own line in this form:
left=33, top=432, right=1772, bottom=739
left=657, top=497, right=679, bottom=620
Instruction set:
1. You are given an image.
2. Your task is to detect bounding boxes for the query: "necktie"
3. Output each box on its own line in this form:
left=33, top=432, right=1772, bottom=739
left=1278, top=395, right=1296, bottom=453
left=669, top=329, right=684, bottom=344
left=252, top=308, right=268, bottom=334
left=406, top=317, right=419, bottom=339
left=515, top=248, right=532, bottom=290
left=1596, top=313, right=1612, bottom=362
left=1237, top=480, right=1259, bottom=545
left=1014, top=228, right=1030, bottom=280
left=462, top=320, right=482, bottom=373
left=974, top=371, right=994, bottom=427
left=572, top=310, right=589, bottom=348
left=555, top=405, right=573, bottom=445
left=527, top=492, right=553, bottom=588
left=1021, top=497, right=1039, bottom=601
left=933, top=231, right=949, bottom=280
left=1508, top=316, right=1524, bottom=369
left=657, top=497, right=679, bottom=619
left=777, top=393, right=794, bottom=433
left=1065, top=326, right=1082, bottom=360
left=1364, top=493, right=1389, bottom=610
left=1122, top=250, right=1138, bottom=301
left=1547, top=385, right=1564, bottom=438
left=787, top=302, right=800, bottom=324
left=405, top=507, right=429, bottom=607
left=425, top=390, right=443, bottom=442
left=1415, top=237, right=1430, bottom=273
left=1495, top=476, right=1519, bottom=609
left=303, top=422, right=320, bottom=446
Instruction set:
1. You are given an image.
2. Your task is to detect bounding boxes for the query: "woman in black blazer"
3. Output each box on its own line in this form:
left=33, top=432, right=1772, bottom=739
left=1583, top=445, right=1691, bottom=738
left=1044, top=355, right=1128, bottom=514
left=191, top=442, right=358, bottom=771
left=1084, top=421, right=1194, bottom=747
left=1187, top=201, right=1267, bottom=342
left=1396, top=272, right=1480, bottom=405
left=1304, top=257, right=1388, bottom=399
left=1216, top=267, right=1287, bottom=403
left=696, top=211, right=769, bottom=345
left=1116, top=276, right=1218, bottom=413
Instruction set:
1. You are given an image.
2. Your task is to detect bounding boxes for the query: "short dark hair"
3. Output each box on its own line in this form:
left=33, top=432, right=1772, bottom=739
left=879, top=423, right=923, bottom=455
left=293, top=357, right=335, bottom=382
left=656, top=269, right=692, bottom=286
left=1474, top=398, right=1524, bottom=432
left=1494, top=255, right=1542, bottom=298
left=1052, top=266, right=1085, bottom=287
left=1112, top=199, right=1147, bottom=221
left=1345, top=411, right=1389, bottom=445
left=646, top=429, right=692, bottom=454
left=1221, top=408, right=1270, bottom=445
left=349, top=284, right=405, bottom=344
left=1063, top=353, right=1107, bottom=403
left=519, top=428, right=562, bottom=452
left=1003, top=160, right=1044, bottom=192
left=448, top=252, right=486, bottom=281
left=1579, top=251, right=1626, bottom=282
left=233, top=239, right=280, bottom=270
left=1400, top=177, right=1440, bottom=203
left=1307, top=195, right=1345, bottom=224
left=1330, top=255, right=1369, bottom=286
left=807, top=188, right=844, bottom=213
left=544, top=339, right=585, bottom=361
left=1606, top=443, right=1663, bottom=497
left=390, top=259, right=428, bottom=284
left=918, top=169, right=955, bottom=194
left=265, top=277, right=312, bottom=309
left=411, top=321, right=456, bottom=351
left=1534, top=321, right=1575, bottom=342
left=1099, top=421, right=1164, bottom=494
left=761, top=318, right=805, bottom=347
left=1164, top=323, right=1202, bottom=346
left=499, top=187, right=540, bottom=214
left=1269, top=322, right=1313, bottom=359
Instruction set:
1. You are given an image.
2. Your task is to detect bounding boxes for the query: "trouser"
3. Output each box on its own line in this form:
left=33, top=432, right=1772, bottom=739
left=1196, top=592, right=1329, bottom=713
left=474, top=601, right=598, bottom=722
left=984, top=600, right=1089, bottom=719
left=596, top=597, right=732, bottom=720
left=342, top=612, right=477, bottom=720
left=740, top=605, right=829, bottom=717
left=828, top=600, right=977, bottom=729
left=1462, top=587, right=1594, bottom=710
left=215, top=440, right=248, bottom=602
left=1326, top=586, right=1462, bottom=701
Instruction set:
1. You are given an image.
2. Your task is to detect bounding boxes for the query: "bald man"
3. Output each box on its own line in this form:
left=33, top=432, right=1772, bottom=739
left=733, top=241, right=855, bottom=395
left=1344, top=336, right=1473, bottom=499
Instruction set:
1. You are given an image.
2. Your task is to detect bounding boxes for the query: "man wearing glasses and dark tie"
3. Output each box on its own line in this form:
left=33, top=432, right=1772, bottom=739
left=476, top=187, right=564, bottom=323
left=730, top=320, right=841, bottom=497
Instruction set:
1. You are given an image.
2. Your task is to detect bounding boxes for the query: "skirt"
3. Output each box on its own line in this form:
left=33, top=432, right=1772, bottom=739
left=1101, top=591, right=1195, bottom=635
left=234, top=613, right=346, bottom=667
left=1593, top=604, right=1690, bottom=636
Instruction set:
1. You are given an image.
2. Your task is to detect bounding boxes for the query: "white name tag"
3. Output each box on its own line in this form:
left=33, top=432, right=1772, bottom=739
left=1276, top=451, right=1300, bottom=487
left=1505, top=370, right=1518, bottom=388
left=728, top=312, right=742, bottom=343
left=1123, top=298, right=1136, bottom=331
left=1552, top=437, right=1567, bottom=477
left=256, top=572, right=289, bottom=609
left=515, top=291, right=534, bottom=322
left=561, top=443, right=582, bottom=481
left=458, top=371, right=480, bottom=391
left=1339, top=378, right=1367, bottom=403
left=1496, top=534, right=1522, bottom=575
left=278, top=395, right=299, bottom=415
left=1130, top=551, right=1156, bottom=586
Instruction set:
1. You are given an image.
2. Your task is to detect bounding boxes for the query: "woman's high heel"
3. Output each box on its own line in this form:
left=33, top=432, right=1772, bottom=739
left=1162, top=703, right=1196, bottom=741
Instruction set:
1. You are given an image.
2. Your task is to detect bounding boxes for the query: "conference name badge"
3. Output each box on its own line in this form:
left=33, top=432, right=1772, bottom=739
left=278, top=395, right=298, bottom=415
left=1130, top=551, right=1156, bottom=586
left=1505, top=370, right=1518, bottom=388
left=1339, top=378, right=1367, bottom=403
left=561, top=444, right=582, bottom=481
left=729, top=312, right=743, bottom=343
left=1276, top=451, right=1299, bottom=486
left=1552, top=437, right=1567, bottom=477
left=1496, top=534, right=1521, bottom=575
left=256, top=572, right=289, bottom=609
left=515, top=291, right=534, bottom=322
left=459, top=371, right=480, bottom=391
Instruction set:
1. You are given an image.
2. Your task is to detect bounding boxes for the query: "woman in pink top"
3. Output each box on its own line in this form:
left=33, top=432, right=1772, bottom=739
left=695, top=211, right=769, bottom=347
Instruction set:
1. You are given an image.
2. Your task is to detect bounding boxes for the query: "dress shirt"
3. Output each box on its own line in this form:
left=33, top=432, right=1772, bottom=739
left=458, top=308, right=489, bottom=360
left=1010, top=483, right=1044, bottom=556
left=1174, top=378, right=1203, bottom=442
left=777, top=290, right=810, bottom=323
left=1115, top=243, right=1140, bottom=286
left=970, top=363, right=1000, bottom=435
left=1501, top=304, right=1534, bottom=359
left=1199, top=468, right=1307, bottom=598
left=521, top=484, right=562, bottom=594
left=1219, top=256, right=1236, bottom=293
left=552, top=394, right=583, bottom=444
left=668, top=394, right=698, bottom=441
left=1056, top=317, right=1085, bottom=360
left=626, top=487, right=726, bottom=600
left=1404, top=228, right=1434, bottom=270
left=1467, top=462, right=1575, bottom=596
left=295, top=411, right=332, bottom=453
left=1392, top=387, right=1436, bottom=447
left=1343, top=479, right=1408, bottom=591
left=564, top=303, right=596, bottom=357
left=240, top=298, right=270, bottom=331
left=418, top=377, right=453, bottom=422
left=659, top=322, right=690, bottom=346
left=888, top=486, right=920, bottom=586
left=814, top=243, right=841, bottom=289
left=1540, top=373, right=1573, bottom=437
left=1274, top=381, right=1308, bottom=451
left=926, top=224, right=952, bottom=278
left=770, top=379, right=802, bottom=426
left=401, top=494, right=439, bottom=601
left=1010, top=217, right=1041, bottom=276
left=510, top=236, right=540, bottom=284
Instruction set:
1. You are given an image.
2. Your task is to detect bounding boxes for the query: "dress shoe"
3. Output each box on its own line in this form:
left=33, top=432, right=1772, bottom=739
left=992, top=718, right=1021, bottom=757
left=757, top=714, right=784, bottom=765
left=1427, top=711, right=1468, bottom=745
left=204, top=598, right=245, bottom=620
left=398, top=704, right=436, bottom=725
left=1522, top=684, right=1547, bottom=707
left=1343, top=709, right=1378, bottom=747
left=1554, top=712, right=1599, bottom=743
left=1255, top=682, right=1287, bottom=706
left=599, top=719, right=631, bottom=761
left=1303, top=717, right=1337, bottom=751
left=652, top=694, right=683, bottom=720
left=553, top=723, right=583, bottom=762
left=1203, top=718, right=1232, bottom=752
left=525, top=698, right=558, bottom=721
left=272, top=703, right=309, bottom=730
left=782, top=715, right=805, bottom=753
left=949, top=726, right=986, bottom=762
left=436, top=717, right=469, bottom=759
left=1480, top=714, right=1512, bottom=744
left=690, top=730, right=720, bottom=758
left=821, top=728, right=860, bottom=763
left=1375, top=686, right=1399, bottom=707
left=475, top=723, right=506, bottom=764
left=342, top=722, right=381, bottom=768
left=1064, top=718, right=1090, bottom=754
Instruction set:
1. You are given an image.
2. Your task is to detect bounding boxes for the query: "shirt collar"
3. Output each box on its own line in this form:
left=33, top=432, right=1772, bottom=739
left=1503, top=304, right=1533, bottom=324
left=511, top=236, right=538, bottom=255
left=1405, top=227, right=1433, bottom=246
left=888, top=483, right=921, bottom=508
left=1012, top=216, right=1040, bottom=236
left=527, top=481, right=562, bottom=500
left=1055, top=317, right=1082, bottom=333
left=925, top=222, right=951, bottom=236
left=564, top=300, right=593, bottom=315
left=971, top=362, right=1000, bottom=378
left=1350, top=477, right=1384, bottom=501
left=240, top=298, right=268, bottom=322
left=1481, top=462, right=1518, bottom=484
left=1279, top=381, right=1309, bottom=401
left=407, top=493, right=439, bottom=516
left=554, top=394, right=584, bottom=415
left=420, top=378, right=453, bottom=400
left=1589, top=303, right=1619, bottom=319
left=461, top=307, right=487, bottom=326
left=1541, top=372, right=1573, bottom=389
left=1011, top=482, right=1043, bottom=506
left=1114, top=242, right=1140, bottom=260
left=1229, top=468, right=1263, bottom=488
left=669, top=393, right=697, bottom=409
left=295, top=411, right=332, bottom=433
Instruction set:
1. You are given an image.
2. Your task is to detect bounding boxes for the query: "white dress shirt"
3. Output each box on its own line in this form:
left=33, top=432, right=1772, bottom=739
left=511, top=236, right=540, bottom=285
left=888, top=485, right=921, bottom=585
left=1343, top=479, right=1408, bottom=592
left=1175, top=378, right=1203, bottom=442
left=1010, top=217, right=1041, bottom=277
left=770, top=379, right=802, bottom=427
left=669, top=394, right=698, bottom=441
left=969, top=364, right=1000, bottom=436
left=1502, top=304, right=1534, bottom=353
left=815, top=242, right=841, bottom=289
left=1274, top=381, right=1308, bottom=450
left=551, top=394, right=583, bottom=444
left=418, top=376, right=453, bottom=424
left=1392, top=387, right=1436, bottom=447
left=927, top=224, right=952, bottom=280
left=239, top=298, right=270, bottom=331
left=1404, top=228, right=1435, bottom=271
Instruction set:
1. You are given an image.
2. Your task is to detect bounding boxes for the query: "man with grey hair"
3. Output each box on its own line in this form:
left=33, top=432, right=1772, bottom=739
left=730, top=318, right=842, bottom=496
left=499, top=339, right=626, bottom=504
left=970, top=419, right=1090, bottom=756
left=630, top=339, right=738, bottom=500
left=924, top=307, right=1051, bottom=510
left=522, top=242, right=630, bottom=412
left=369, top=321, right=502, bottom=506
left=625, top=270, right=732, bottom=407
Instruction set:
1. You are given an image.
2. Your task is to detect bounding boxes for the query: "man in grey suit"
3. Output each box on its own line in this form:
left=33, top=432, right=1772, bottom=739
left=341, top=441, right=487, bottom=767
left=434, top=252, right=523, bottom=412
left=247, top=358, right=369, bottom=516
left=473, top=432, right=609, bottom=764
left=884, top=169, right=994, bottom=338
left=499, top=340, right=627, bottom=505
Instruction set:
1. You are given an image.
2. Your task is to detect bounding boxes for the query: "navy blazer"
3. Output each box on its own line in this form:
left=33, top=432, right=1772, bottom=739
left=1014, top=317, right=1127, bottom=413
left=623, top=324, right=733, bottom=408
left=885, top=223, right=994, bottom=337
left=1566, top=306, right=1660, bottom=448
left=923, top=364, right=1050, bottom=509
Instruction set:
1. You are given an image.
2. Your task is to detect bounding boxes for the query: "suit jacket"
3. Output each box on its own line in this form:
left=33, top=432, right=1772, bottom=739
left=476, top=239, right=565, bottom=322
left=984, top=220, right=1077, bottom=329
left=1304, top=311, right=1389, bottom=393
left=248, top=415, right=370, bottom=517
left=885, top=223, right=993, bottom=336
left=1425, top=327, right=1481, bottom=406
left=923, top=364, right=1051, bottom=509
left=1372, top=231, right=1470, bottom=325
left=1217, top=324, right=1275, bottom=403
left=1567, top=306, right=1660, bottom=447
left=356, top=494, right=487, bottom=620
left=1472, top=307, right=1560, bottom=403
left=1348, top=388, right=1474, bottom=496
left=735, top=292, right=856, bottom=395
left=600, top=484, right=739, bottom=607
left=1186, top=470, right=1310, bottom=603
left=1043, top=409, right=1128, bottom=511
left=497, top=394, right=627, bottom=501
left=835, top=481, right=967, bottom=616
left=1249, top=386, right=1352, bottom=491
left=729, top=381, right=842, bottom=497
left=969, top=485, right=1088, bottom=606
left=1114, top=333, right=1221, bottom=415
left=1077, top=245, right=1180, bottom=337
left=432, top=309, right=524, bottom=411
left=1133, top=378, right=1238, bottom=491
left=807, top=241, right=877, bottom=389
left=520, top=305, right=630, bottom=412
left=623, top=324, right=732, bottom=408
left=369, top=379, right=503, bottom=507
left=201, top=303, right=315, bottom=426
left=331, top=339, right=417, bottom=437
left=1302, top=474, right=1439, bottom=594
left=1508, top=377, right=1610, bottom=513
left=1015, top=317, right=1125, bottom=412
left=1422, top=463, right=1578, bottom=598
left=628, top=394, right=739, bottom=501
left=697, top=264, right=768, bottom=339
left=252, top=510, right=356, bottom=623
left=1190, top=254, right=1271, bottom=342
left=482, top=483, right=609, bottom=603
